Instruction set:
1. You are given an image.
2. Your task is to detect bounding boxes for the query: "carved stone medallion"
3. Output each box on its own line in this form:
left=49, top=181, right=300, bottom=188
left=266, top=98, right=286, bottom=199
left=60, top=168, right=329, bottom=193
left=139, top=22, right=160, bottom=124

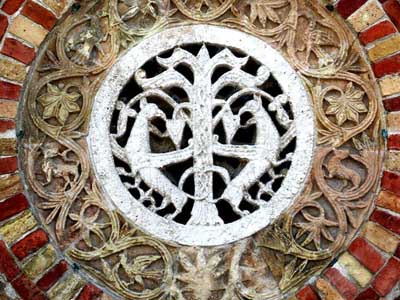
left=89, top=24, right=314, bottom=245
left=18, top=0, right=384, bottom=299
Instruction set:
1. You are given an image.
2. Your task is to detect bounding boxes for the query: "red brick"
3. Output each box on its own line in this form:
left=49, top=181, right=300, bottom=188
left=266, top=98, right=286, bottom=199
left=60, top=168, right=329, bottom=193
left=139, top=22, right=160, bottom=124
left=78, top=284, right=103, bottom=300
left=11, top=229, right=48, bottom=260
left=396, top=245, right=400, bottom=258
left=384, top=96, right=400, bottom=112
left=359, top=21, right=397, bottom=45
left=1, top=38, right=35, bottom=64
left=37, top=260, right=68, bottom=291
left=373, top=53, right=400, bottom=78
left=382, top=171, right=400, bottom=195
left=0, top=119, right=15, bottom=133
left=11, top=274, right=42, bottom=300
left=296, top=285, right=321, bottom=300
left=336, top=0, right=368, bottom=19
left=0, top=241, right=20, bottom=280
left=0, top=14, right=7, bottom=40
left=372, top=258, right=400, bottom=296
left=0, top=156, right=18, bottom=174
left=348, top=238, right=385, bottom=272
left=370, top=209, right=400, bottom=235
left=324, top=268, right=358, bottom=300
left=1, top=0, right=24, bottom=15
left=0, top=194, right=29, bottom=222
left=388, top=134, right=400, bottom=150
left=355, top=288, right=380, bottom=300
left=0, top=81, right=21, bottom=100
left=21, top=0, right=57, bottom=31
left=383, top=0, right=400, bottom=30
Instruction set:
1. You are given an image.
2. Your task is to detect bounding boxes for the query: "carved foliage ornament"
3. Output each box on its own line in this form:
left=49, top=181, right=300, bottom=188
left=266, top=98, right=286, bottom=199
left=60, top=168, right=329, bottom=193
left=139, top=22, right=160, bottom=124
left=19, top=0, right=383, bottom=299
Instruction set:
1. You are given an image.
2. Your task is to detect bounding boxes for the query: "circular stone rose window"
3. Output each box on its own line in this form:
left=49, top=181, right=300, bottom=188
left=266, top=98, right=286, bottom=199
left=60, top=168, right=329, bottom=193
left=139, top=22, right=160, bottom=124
left=18, top=1, right=384, bottom=299
left=89, top=25, right=314, bottom=246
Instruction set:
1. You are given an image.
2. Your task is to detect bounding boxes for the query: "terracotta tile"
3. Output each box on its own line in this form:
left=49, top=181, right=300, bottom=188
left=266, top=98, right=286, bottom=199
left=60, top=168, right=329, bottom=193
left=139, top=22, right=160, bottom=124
left=0, top=14, right=7, bottom=40
left=372, top=258, right=400, bottom=296
left=379, top=75, right=400, bottom=97
left=377, top=190, right=400, bottom=213
left=0, top=241, right=20, bottom=281
left=77, top=284, right=103, bottom=300
left=0, top=210, right=37, bottom=244
left=347, top=1, right=386, bottom=32
left=373, top=53, right=400, bottom=78
left=22, top=0, right=57, bottom=31
left=383, top=0, right=400, bottom=30
left=368, top=35, right=400, bottom=62
left=395, top=244, right=400, bottom=258
left=0, top=193, right=29, bottom=222
left=11, top=229, right=48, bottom=260
left=348, top=237, right=385, bottom=272
left=0, top=100, right=18, bottom=119
left=336, top=0, right=368, bottom=19
left=0, top=80, right=21, bottom=100
left=0, top=120, right=15, bottom=133
left=8, top=15, right=48, bottom=47
left=359, top=20, right=397, bottom=45
left=1, top=0, right=25, bottom=15
left=296, top=285, right=321, bottom=300
left=363, top=221, right=399, bottom=253
left=370, top=209, right=400, bottom=235
left=11, top=274, right=41, bottom=300
left=1, top=38, right=35, bottom=64
left=338, top=252, right=373, bottom=287
left=355, top=288, right=380, bottom=300
left=37, top=260, right=68, bottom=291
left=382, top=171, right=400, bottom=195
left=0, top=156, right=17, bottom=174
left=324, top=268, right=357, bottom=300
left=384, top=96, right=400, bottom=112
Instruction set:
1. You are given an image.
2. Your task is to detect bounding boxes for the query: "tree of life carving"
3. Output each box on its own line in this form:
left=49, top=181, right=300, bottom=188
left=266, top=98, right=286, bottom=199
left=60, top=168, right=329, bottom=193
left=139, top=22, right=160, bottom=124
left=111, top=44, right=296, bottom=226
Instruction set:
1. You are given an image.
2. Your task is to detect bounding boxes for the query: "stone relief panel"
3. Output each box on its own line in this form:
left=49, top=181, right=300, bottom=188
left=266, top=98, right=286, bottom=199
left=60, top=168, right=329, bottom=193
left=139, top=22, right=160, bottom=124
left=18, top=0, right=383, bottom=299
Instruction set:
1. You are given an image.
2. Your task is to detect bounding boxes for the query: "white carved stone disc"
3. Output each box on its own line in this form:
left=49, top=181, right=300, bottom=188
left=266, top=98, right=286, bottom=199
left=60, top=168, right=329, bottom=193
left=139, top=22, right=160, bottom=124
left=88, top=24, right=315, bottom=246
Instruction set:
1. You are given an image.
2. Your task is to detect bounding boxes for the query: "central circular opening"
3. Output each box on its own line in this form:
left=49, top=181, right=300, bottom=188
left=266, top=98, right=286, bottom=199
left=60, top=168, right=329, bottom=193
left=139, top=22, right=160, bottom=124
left=88, top=25, right=315, bottom=246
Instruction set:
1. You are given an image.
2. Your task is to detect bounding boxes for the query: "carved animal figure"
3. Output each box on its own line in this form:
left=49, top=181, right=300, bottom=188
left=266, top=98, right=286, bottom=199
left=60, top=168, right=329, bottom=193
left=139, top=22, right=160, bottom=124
left=219, top=99, right=280, bottom=214
left=125, top=102, right=187, bottom=218
left=42, top=158, right=79, bottom=190
left=325, top=149, right=361, bottom=191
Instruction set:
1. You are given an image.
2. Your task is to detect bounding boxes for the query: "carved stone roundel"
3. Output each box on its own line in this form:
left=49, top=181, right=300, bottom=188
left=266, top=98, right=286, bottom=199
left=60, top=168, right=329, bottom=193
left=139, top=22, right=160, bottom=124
left=89, top=24, right=315, bottom=246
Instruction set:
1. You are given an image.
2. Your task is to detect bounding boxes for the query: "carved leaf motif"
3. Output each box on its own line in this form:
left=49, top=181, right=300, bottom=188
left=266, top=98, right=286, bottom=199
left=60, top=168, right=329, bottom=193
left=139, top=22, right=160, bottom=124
left=325, top=83, right=367, bottom=126
left=249, top=0, right=288, bottom=26
left=120, top=253, right=162, bottom=286
left=38, top=83, right=81, bottom=125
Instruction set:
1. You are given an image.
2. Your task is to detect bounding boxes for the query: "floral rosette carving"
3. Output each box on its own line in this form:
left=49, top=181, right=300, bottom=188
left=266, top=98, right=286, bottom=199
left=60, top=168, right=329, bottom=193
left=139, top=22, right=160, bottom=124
left=19, top=0, right=383, bottom=299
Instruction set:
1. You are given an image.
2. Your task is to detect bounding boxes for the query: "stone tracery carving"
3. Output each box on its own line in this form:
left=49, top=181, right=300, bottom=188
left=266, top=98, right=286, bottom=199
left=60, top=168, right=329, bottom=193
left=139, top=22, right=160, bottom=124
left=19, top=0, right=383, bottom=299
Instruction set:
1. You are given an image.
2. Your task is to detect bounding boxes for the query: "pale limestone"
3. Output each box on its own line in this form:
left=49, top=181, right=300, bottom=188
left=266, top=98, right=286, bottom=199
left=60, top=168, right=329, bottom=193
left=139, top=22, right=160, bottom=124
left=48, top=273, right=85, bottom=300
left=348, top=0, right=385, bottom=32
left=363, top=221, right=399, bottom=253
left=368, top=35, right=400, bottom=62
left=379, top=75, right=400, bottom=96
left=0, top=174, right=22, bottom=201
left=23, top=244, right=56, bottom=279
left=40, top=0, right=67, bottom=16
left=0, top=59, right=26, bottom=83
left=0, top=101, right=18, bottom=119
left=387, top=112, right=400, bottom=132
left=316, top=278, right=344, bottom=300
left=8, top=16, right=49, bottom=47
left=377, top=190, right=400, bottom=213
left=384, top=151, right=400, bottom=173
left=0, top=211, right=37, bottom=244
left=338, top=252, right=372, bottom=287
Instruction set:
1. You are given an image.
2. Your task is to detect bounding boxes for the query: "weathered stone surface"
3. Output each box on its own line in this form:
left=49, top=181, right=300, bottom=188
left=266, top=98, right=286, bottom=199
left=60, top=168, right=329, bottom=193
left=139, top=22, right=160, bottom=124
left=316, top=278, right=344, bottom=300
left=379, top=75, right=400, bottom=97
left=338, top=252, right=373, bottom=287
left=23, top=244, right=56, bottom=280
left=47, top=273, right=85, bottom=300
left=377, top=190, right=400, bottom=213
left=363, top=221, right=399, bottom=253
left=348, top=0, right=385, bottom=32
left=8, top=15, right=48, bottom=47
left=368, top=35, right=400, bottom=62
left=0, top=59, right=26, bottom=83
left=0, top=211, right=37, bottom=244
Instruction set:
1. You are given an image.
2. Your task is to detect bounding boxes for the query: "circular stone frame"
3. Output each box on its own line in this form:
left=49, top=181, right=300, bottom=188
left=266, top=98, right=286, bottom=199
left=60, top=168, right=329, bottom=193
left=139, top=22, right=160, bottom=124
left=88, top=24, right=315, bottom=246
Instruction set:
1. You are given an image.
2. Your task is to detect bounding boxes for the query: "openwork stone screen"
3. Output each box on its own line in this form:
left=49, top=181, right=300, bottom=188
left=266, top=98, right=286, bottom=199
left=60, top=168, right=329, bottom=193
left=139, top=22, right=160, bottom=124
left=2, top=0, right=400, bottom=299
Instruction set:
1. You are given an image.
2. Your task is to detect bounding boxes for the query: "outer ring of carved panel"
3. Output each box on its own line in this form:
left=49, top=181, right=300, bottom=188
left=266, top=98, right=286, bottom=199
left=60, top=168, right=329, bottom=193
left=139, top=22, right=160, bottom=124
left=18, top=0, right=384, bottom=299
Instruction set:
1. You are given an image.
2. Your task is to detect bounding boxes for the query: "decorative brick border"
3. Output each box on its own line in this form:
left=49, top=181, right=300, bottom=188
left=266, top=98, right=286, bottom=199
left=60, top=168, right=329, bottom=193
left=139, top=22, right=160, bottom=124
left=0, top=0, right=400, bottom=299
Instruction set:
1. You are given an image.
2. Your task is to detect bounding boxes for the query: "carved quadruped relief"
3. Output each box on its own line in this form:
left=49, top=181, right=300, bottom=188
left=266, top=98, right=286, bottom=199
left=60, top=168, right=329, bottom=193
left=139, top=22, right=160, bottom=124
left=19, top=0, right=383, bottom=299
